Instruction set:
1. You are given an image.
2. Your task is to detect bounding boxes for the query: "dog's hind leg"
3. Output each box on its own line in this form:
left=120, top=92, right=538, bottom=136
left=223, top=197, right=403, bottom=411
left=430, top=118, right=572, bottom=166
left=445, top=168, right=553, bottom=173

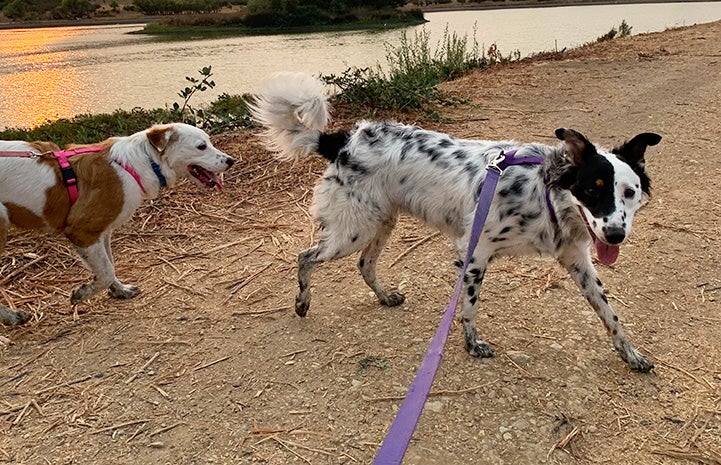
left=358, top=217, right=405, bottom=307
left=0, top=204, right=30, bottom=325
left=70, top=239, right=119, bottom=305
left=559, top=246, right=654, bottom=372
left=102, top=233, right=140, bottom=299
left=296, top=225, right=383, bottom=317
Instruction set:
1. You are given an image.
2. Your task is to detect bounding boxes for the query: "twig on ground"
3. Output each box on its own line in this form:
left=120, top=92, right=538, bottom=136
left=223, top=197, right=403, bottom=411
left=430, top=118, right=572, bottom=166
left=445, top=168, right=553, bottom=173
left=389, top=232, right=440, bottom=268
left=125, top=352, right=161, bottom=384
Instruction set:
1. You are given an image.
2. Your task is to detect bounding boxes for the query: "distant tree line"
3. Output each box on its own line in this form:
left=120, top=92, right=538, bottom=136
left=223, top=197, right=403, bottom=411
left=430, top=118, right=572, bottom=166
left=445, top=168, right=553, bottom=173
left=1, top=0, right=416, bottom=25
left=131, top=0, right=231, bottom=15
left=244, top=0, right=410, bottom=28
left=1, top=0, right=98, bottom=20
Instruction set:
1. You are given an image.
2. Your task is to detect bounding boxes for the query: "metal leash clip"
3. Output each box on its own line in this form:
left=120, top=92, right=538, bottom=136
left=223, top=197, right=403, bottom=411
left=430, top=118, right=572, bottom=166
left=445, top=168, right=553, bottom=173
left=486, top=151, right=506, bottom=174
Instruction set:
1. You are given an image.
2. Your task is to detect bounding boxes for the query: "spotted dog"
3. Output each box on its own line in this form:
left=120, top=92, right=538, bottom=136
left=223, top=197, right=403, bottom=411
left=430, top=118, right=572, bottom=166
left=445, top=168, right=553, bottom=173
left=249, top=72, right=661, bottom=372
left=1, top=124, right=235, bottom=325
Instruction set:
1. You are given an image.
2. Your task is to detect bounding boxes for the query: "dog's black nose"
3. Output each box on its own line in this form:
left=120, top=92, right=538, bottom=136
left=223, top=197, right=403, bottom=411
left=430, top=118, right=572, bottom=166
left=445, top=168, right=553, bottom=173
left=226, top=158, right=234, bottom=167
left=605, top=227, right=626, bottom=245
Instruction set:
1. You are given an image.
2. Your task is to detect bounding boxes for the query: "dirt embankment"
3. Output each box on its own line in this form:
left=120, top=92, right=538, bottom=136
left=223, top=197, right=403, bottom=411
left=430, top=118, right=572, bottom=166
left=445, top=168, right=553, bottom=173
left=2, top=19, right=721, bottom=465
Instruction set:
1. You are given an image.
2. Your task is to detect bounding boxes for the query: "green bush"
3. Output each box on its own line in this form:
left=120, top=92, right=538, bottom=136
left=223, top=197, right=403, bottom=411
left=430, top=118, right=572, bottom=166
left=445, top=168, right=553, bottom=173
left=597, top=20, right=632, bottom=42
left=323, top=25, right=519, bottom=116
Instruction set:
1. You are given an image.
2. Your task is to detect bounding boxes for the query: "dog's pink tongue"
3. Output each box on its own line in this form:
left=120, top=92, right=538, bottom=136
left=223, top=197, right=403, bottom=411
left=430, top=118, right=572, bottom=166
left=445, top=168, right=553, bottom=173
left=595, top=238, right=619, bottom=266
left=211, top=172, right=223, bottom=191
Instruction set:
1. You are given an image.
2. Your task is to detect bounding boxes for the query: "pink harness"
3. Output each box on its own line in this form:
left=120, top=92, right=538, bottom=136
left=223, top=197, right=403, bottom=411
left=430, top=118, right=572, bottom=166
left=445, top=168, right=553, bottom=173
left=0, top=146, right=146, bottom=204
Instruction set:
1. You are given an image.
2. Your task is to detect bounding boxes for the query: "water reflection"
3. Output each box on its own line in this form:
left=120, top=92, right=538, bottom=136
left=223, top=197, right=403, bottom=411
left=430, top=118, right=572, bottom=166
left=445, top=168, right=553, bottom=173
left=0, top=28, right=88, bottom=128
left=1, top=2, right=721, bottom=129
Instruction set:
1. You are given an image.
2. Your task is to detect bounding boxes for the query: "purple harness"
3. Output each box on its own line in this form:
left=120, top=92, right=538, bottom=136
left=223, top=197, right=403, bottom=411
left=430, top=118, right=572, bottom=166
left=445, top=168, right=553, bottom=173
left=373, top=149, right=554, bottom=464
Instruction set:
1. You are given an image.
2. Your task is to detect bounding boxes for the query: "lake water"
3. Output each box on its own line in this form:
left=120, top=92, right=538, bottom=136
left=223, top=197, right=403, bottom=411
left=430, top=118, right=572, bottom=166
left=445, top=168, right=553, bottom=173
left=1, top=2, right=720, bottom=129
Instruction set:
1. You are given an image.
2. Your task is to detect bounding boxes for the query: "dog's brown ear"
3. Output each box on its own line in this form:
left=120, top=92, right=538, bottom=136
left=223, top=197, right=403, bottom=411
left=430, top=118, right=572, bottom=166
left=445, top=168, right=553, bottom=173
left=612, top=132, right=662, bottom=166
left=555, top=128, right=595, bottom=166
left=146, top=125, right=174, bottom=153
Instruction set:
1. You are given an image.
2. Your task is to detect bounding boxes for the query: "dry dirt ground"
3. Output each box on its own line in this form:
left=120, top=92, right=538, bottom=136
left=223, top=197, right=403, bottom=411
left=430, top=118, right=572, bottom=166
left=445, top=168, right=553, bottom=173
left=2, top=20, right=721, bottom=465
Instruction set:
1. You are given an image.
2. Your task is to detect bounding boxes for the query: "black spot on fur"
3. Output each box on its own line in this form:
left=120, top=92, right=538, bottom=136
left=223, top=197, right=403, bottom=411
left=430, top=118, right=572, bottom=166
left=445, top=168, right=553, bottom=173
left=351, top=235, right=358, bottom=243
left=452, top=149, right=467, bottom=160
left=337, top=151, right=369, bottom=175
left=323, top=175, right=345, bottom=186
left=318, top=131, right=349, bottom=162
left=498, top=176, right=527, bottom=198
left=400, top=143, right=413, bottom=161
left=362, top=127, right=378, bottom=142
left=500, top=226, right=512, bottom=234
left=358, top=258, right=365, bottom=268
left=601, top=294, right=609, bottom=304
left=464, top=162, right=479, bottom=178
left=439, top=137, right=454, bottom=148
left=580, top=272, right=589, bottom=289
left=500, top=206, right=519, bottom=220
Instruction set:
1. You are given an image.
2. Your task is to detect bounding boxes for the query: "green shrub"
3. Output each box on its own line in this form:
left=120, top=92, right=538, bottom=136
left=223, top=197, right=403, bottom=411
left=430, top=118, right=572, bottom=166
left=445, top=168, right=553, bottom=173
left=597, top=20, right=632, bottom=42
left=323, top=25, right=519, bottom=115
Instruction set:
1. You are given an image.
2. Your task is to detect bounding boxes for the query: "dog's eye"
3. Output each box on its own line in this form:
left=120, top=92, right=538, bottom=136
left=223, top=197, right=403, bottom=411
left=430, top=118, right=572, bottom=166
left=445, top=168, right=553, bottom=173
left=197, top=143, right=207, bottom=150
left=584, top=187, right=600, bottom=198
left=623, top=187, right=636, bottom=199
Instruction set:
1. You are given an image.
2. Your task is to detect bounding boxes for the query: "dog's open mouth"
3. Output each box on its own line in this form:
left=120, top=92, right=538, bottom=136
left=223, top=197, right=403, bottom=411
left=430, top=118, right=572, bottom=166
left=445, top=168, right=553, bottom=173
left=579, top=209, right=619, bottom=266
left=188, top=165, right=223, bottom=190
left=593, top=234, right=619, bottom=266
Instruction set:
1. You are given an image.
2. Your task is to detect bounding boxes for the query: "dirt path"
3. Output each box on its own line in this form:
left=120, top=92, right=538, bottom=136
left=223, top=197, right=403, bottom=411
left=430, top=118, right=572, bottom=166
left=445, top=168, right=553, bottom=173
left=2, top=20, right=721, bottom=465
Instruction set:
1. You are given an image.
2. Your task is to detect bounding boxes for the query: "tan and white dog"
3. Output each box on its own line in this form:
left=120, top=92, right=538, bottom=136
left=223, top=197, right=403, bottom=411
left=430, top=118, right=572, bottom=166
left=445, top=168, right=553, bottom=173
left=0, top=123, right=234, bottom=326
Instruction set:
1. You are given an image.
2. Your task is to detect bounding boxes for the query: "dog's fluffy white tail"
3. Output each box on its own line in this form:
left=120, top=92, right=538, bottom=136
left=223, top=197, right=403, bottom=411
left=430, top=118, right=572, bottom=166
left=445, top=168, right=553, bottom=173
left=248, top=72, right=331, bottom=161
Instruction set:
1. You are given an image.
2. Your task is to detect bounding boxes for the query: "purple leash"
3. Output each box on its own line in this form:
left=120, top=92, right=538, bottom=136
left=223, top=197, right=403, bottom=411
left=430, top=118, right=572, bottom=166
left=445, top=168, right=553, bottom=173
left=372, top=149, right=548, bottom=464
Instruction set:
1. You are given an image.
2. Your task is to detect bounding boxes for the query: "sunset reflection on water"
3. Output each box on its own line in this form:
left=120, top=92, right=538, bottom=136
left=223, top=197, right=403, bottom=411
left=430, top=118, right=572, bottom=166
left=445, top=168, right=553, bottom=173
left=2, top=2, right=721, bottom=130
left=0, top=28, right=89, bottom=129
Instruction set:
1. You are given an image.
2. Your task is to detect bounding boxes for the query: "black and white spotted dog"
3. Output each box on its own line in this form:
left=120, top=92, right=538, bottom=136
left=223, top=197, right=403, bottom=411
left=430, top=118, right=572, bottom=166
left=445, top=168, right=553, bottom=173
left=249, top=72, right=661, bottom=372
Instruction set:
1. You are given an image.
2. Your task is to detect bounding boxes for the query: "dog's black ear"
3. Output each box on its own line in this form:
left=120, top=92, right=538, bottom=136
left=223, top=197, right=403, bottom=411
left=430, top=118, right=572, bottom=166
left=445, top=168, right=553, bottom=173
left=555, top=128, right=596, bottom=166
left=612, top=132, right=662, bottom=166
left=147, top=124, right=174, bottom=153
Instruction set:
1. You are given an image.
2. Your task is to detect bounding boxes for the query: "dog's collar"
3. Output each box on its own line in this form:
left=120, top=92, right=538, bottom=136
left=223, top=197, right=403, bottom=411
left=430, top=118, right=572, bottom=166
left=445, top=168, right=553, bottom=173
left=150, top=159, right=167, bottom=189
left=112, top=158, right=166, bottom=194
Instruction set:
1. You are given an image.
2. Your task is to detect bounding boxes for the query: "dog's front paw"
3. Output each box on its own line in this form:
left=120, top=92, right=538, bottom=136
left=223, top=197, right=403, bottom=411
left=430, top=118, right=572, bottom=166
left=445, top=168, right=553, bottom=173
left=109, top=283, right=141, bottom=300
left=625, top=350, right=654, bottom=373
left=295, top=296, right=309, bottom=317
left=381, top=291, right=405, bottom=307
left=0, top=305, right=30, bottom=326
left=467, top=340, right=495, bottom=358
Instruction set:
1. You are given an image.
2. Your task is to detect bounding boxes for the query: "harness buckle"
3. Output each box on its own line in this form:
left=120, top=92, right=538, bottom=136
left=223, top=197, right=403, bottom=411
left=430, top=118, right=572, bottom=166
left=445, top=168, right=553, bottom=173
left=486, top=152, right=506, bottom=174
